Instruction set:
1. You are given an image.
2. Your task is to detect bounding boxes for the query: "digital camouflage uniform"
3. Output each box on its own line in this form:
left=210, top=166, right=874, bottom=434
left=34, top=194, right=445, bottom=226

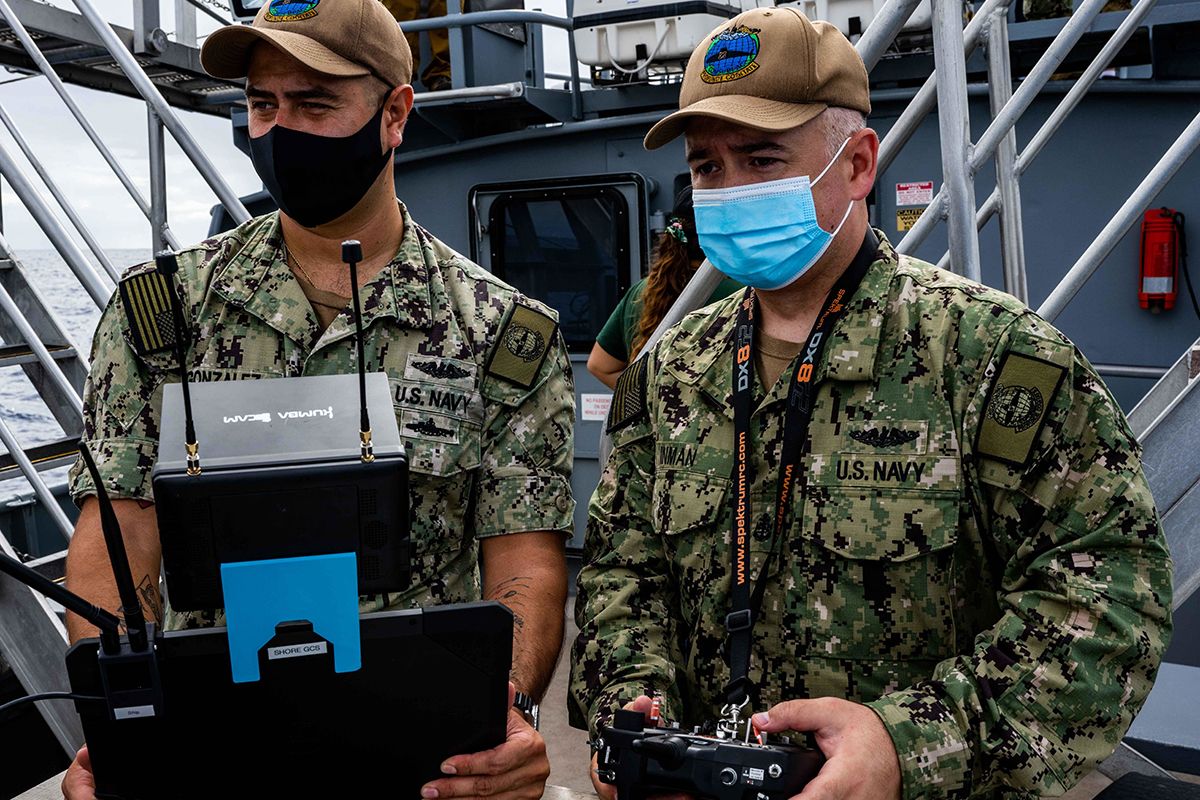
left=569, top=231, right=1173, bottom=799
left=69, top=203, right=575, bottom=628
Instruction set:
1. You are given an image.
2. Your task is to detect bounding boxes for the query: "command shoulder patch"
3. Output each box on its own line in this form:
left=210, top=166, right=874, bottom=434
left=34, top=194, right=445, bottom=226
left=607, top=355, right=649, bottom=433
left=119, top=271, right=182, bottom=356
left=976, top=352, right=1067, bottom=467
left=486, top=302, right=558, bottom=390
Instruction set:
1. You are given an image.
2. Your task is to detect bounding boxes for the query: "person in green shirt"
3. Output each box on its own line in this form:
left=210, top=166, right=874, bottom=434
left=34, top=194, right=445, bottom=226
left=587, top=185, right=741, bottom=389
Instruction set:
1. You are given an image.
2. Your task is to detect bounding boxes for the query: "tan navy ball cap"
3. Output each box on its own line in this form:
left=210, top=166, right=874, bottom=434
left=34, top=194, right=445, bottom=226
left=201, top=0, right=412, bottom=89
left=644, top=7, right=870, bottom=150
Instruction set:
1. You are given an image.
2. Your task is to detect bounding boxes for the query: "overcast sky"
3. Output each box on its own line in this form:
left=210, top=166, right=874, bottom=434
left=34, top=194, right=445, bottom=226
left=0, top=0, right=574, bottom=252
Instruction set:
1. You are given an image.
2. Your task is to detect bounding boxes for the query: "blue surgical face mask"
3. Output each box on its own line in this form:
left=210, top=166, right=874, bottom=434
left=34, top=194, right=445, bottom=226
left=692, top=137, right=854, bottom=291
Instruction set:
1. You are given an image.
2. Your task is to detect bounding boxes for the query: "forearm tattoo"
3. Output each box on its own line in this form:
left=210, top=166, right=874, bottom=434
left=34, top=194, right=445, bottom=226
left=487, top=575, right=534, bottom=688
left=117, top=574, right=163, bottom=630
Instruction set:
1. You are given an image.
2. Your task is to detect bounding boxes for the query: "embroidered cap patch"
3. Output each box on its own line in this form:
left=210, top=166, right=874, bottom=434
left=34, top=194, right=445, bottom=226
left=976, top=352, right=1066, bottom=467
left=264, top=0, right=319, bottom=21
left=702, top=25, right=761, bottom=83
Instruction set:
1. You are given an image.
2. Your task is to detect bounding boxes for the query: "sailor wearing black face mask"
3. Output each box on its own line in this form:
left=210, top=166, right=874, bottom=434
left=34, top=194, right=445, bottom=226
left=59, top=2, right=577, bottom=798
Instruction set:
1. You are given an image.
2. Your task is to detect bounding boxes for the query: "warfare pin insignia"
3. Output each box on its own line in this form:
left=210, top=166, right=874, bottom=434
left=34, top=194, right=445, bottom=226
left=849, top=427, right=920, bottom=448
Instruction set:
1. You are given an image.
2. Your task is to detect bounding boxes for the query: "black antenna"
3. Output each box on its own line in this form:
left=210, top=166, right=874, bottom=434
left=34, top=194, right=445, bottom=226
left=77, top=442, right=148, bottom=653
left=155, top=251, right=200, bottom=476
left=342, top=240, right=373, bottom=463
left=0, top=550, right=123, bottom=654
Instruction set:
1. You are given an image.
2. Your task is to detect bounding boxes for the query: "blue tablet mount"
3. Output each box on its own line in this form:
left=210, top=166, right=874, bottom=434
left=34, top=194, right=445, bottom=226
left=220, top=552, right=361, bottom=683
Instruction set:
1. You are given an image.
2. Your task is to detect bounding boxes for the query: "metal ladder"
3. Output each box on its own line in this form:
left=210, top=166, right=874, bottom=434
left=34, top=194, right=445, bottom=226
left=608, top=0, right=1200, bottom=783
left=0, top=0, right=250, bottom=758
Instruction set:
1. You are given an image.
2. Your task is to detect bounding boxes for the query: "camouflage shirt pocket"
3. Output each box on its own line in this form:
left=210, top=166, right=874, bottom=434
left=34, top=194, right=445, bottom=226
left=653, top=471, right=730, bottom=612
left=800, top=486, right=960, bottom=662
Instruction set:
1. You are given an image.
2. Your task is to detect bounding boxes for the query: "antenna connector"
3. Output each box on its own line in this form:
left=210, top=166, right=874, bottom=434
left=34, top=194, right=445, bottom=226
left=360, top=429, right=375, bottom=463
left=185, top=440, right=201, bottom=476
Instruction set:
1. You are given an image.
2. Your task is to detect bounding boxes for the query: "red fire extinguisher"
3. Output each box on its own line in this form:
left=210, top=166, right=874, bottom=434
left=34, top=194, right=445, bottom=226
left=1140, top=208, right=1199, bottom=319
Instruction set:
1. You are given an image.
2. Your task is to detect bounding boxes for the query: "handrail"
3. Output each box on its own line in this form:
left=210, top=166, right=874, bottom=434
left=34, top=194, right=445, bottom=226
left=0, top=136, right=113, bottom=309
left=398, top=9, right=573, bottom=32
left=969, top=0, right=1109, bottom=174
left=0, top=283, right=84, bottom=420
left=986, top=9, right=1026, bottom=300
left=414, top=82, right=524, bottom=104
left=398, top=9, right=583, bottom=120
left=0, top=103, right=119, bottom=283
left=1016, top=0, right=1163, bottom=174
left=897, top=0, right=1112, bottom=263
left=0, top=414, right=74, bottom=541
left=69, top=0, right=251, bottom=225
left=931, top=0, right=981, bottom=280
left=0, top=0, right=180, bottom=252
left=926, top=0, right=1164, bottom=277
left=877, top=0, right=1012, bottom=176
left=856, top=0, right=924, bottom=71
left=1037, top=109, right=1200, bottom=323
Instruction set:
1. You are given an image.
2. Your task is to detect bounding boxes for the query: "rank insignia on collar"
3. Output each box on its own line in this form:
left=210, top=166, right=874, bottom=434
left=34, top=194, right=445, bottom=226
left=607, top=355, right=649, bottom=433
left=849, top=427, right=920, bottom=448
left=120, top=271, right=185, bottom=356
left=486, top=302, right=558, bottom=389
left=976, top=352, right=1067, bottom=467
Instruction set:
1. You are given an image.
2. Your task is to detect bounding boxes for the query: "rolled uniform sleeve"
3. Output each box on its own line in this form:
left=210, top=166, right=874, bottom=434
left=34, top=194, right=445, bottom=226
left=474, top=304, right=576, bottom=538
left=68, top=269, right=169, bottom=505
left=867, top=317, right=1174, bottom=799
left=569, top=346, right=687, bottom=737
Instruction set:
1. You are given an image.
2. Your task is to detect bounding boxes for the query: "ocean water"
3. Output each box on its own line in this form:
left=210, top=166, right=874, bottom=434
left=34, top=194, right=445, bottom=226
left=0, top=249, right=151, bottom=500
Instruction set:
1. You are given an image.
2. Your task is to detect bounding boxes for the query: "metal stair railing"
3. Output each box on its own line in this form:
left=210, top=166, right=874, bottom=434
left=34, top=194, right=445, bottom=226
left=0, top=102, right=118, bottom=282
left=0, top=130, right=113, bottom=308
left=0, top=0, right=256, bottom=761
left=0, top=236, right=88, bottom=446
left=68, top=0, right=251, bottom=226
left=0, top=526, right=82, bottom=757
left=897, top=0, right=1112, bottom=278
left=930, top=0, right=1168, bottom=285
left=0, top=0, right=182, bottom=252
left=1138, top=376, right=1200, bottom=609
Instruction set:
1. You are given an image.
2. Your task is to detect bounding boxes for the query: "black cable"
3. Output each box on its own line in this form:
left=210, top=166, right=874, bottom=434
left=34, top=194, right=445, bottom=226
left=1172, top=210, right=1200, bottom=323
left=0, top=692, right=103, bottom=721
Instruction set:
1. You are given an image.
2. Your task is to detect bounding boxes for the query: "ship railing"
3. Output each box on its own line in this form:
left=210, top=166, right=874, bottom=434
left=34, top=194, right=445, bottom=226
left=599, top=0, right=1200, bottom=784
left=0, top=0, right=256, bottom=498
left=0, top=0, right=250, bottom=265
left=398, top=7, right=586, bottom=120
left=0, top=0, right=255, bottom=757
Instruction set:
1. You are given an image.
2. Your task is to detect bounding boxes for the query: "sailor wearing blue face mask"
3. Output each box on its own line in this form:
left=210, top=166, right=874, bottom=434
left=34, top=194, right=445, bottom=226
left=573, top=7, right=1173, bottom=800
left=691, top=135, right=855, bottom=291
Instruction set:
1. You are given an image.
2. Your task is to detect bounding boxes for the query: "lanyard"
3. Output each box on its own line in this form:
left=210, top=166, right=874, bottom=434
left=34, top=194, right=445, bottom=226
left=723, top=230, right=877, bottom=709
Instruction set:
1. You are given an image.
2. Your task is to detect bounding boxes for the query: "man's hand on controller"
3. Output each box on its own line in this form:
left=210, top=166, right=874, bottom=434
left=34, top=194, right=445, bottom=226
left=589, top=696, right=692, bottom=800
left=421, top=682, right=550, bottom=800
left=752, top=698, right=901, bottom=800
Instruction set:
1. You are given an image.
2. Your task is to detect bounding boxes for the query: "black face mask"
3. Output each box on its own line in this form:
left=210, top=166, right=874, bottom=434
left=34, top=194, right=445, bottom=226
left=249, top=102, right=392, bottom=228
